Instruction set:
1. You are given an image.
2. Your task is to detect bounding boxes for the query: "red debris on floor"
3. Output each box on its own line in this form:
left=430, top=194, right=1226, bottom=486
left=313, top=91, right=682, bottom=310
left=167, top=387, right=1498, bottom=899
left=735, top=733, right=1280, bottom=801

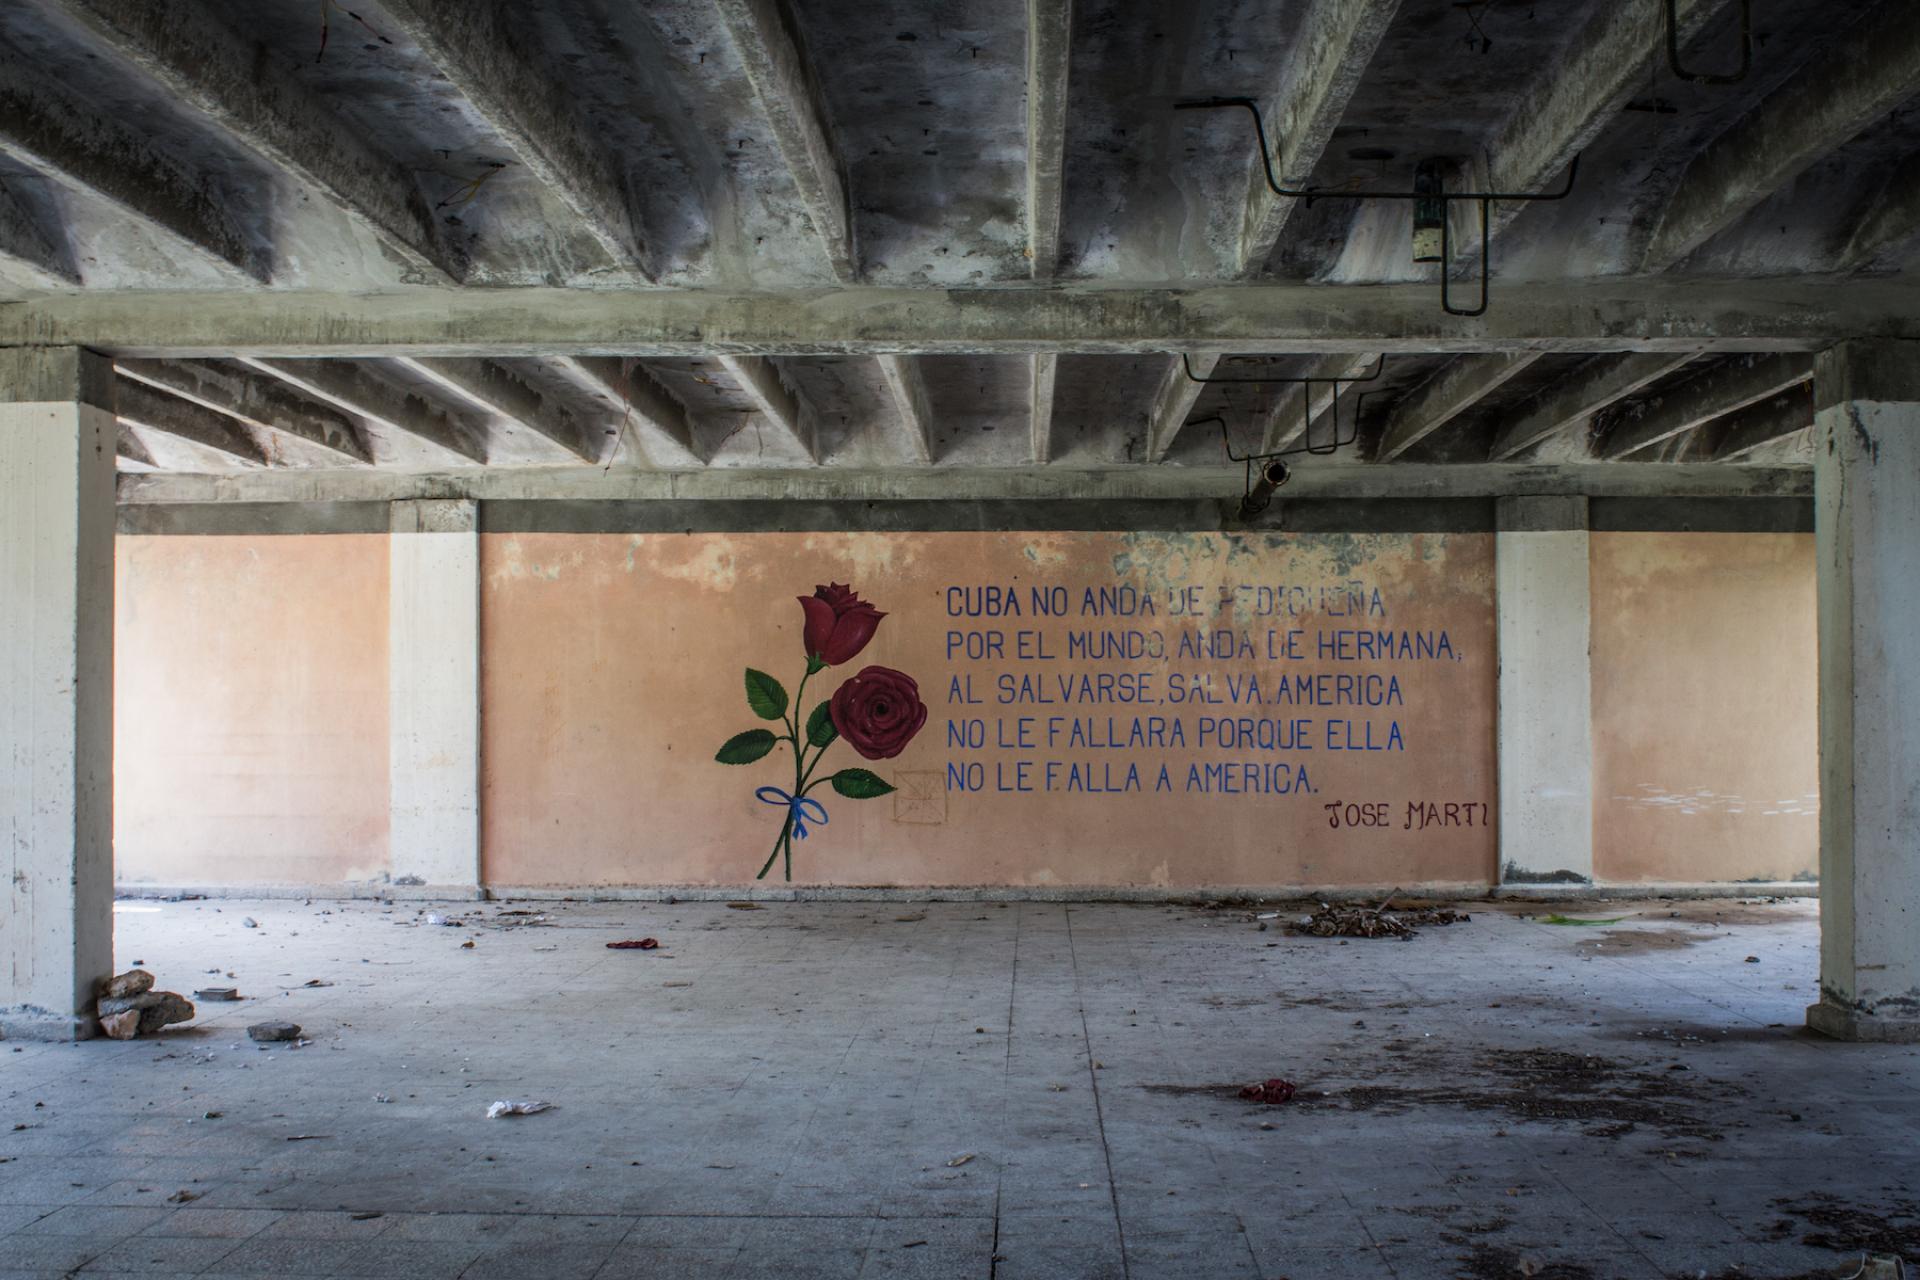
left=607, top=938, right=660, bottom=950
left=1238, top=1078, right=1297, bottom=1104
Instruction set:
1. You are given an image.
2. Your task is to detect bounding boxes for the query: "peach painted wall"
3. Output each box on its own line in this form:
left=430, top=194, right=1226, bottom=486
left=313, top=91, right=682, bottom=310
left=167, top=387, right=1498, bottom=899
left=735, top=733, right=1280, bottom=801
left=1590, top=532, right=1818, bottom=883
left=115, top=535, right=391, bottom=885
left=480, top=532, right=1498, bottom=888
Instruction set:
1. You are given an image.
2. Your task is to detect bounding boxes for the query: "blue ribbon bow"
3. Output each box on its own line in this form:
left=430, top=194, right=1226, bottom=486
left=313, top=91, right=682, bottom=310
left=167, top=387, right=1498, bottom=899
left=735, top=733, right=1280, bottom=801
left=756, top=787, right=830, bottom=839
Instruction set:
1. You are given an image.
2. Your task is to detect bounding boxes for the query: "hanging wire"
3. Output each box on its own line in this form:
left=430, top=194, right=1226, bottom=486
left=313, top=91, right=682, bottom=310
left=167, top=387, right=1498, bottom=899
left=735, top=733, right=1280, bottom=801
left=436, top=162, right=509, bottom=211
left=1665, top=0, right=1751, bottom=84
left=1181, top=358, right=1391, bottom=517
left=316, top=0, right=392, bottom=63
left=1173, top=97, right=1579, bottom=316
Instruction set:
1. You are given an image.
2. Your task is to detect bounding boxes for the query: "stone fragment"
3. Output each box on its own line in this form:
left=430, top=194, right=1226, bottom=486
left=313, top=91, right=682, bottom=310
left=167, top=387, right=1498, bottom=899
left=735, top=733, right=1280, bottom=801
left=102, top=970, right=154, bottom=1000
left=99, top=1009, right=141, bottom=1040
left=194, top=987, right=240, bottom=1001
left=136, top=993, right=195, bottom=1034
left=248, top=1021, right=302, bottom=1042
left=97, top=992, right=163, bottom=1018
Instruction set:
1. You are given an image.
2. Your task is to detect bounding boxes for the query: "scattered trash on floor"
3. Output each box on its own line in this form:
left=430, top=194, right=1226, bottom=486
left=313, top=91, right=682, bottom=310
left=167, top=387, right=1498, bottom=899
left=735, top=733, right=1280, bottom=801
left=96, top=970, right=196, bottom=1040
left=606, top=938, right=660, bottom=950
left=372, top=1094, right=392, bottom=1104
left=194, top=987, right=240, bottom=1002
left=351, top=1211, right=384, bottom=1221
left=947, top=1153, right=976, bottom=1167
left=1238, top=1078, right=1297, bottom=1105
left=727, top=902, right=765, bottom=911
left=1292, top=893, right=1466, bottom=940
left=301, top=979, right=333, bottom=988
left=460, top=940, right=476, bottom=950
left=166, top=1189, right=201, bottom=1204
left=1539, top=914, right=1628, bottom=926
left=285, top=1134, right=329, bottom=1141
left=894, top=912, right=927, bottom=923
left=1745, top=955, right=1761, bottom=964
left=247, top=1021, right=302, bottom=1043
left=242, top=917, right=258, bottom=929
left=486, top=1099, right=554, bottom=1119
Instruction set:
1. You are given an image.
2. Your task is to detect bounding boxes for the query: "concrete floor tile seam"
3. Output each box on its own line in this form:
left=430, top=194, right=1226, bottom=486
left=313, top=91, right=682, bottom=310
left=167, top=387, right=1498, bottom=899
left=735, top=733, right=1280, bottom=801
left=1061, top=907, right=1131, bottom=1280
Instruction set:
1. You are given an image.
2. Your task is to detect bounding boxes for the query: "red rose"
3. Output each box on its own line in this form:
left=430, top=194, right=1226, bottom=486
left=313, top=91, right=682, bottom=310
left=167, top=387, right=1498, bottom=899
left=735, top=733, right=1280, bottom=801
left=829, top=666, right=927, bottom=761
left=797, top=582, right=885, bottom=666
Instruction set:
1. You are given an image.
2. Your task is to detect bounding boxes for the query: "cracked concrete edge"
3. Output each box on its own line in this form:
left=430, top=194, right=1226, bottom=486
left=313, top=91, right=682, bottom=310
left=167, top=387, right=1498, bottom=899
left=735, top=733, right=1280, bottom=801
left=112, top=880, right=1820, bottom=904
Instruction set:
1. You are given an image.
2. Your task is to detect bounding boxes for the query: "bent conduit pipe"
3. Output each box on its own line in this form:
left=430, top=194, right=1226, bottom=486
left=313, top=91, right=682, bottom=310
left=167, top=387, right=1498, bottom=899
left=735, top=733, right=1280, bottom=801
left=1172, top=97, right=1579, bottom=316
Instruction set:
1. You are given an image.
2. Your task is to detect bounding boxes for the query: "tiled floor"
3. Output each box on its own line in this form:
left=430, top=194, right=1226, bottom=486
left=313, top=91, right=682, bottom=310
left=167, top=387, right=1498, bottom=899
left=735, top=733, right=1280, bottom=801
left=2, top=895, right=1916, bottom=1278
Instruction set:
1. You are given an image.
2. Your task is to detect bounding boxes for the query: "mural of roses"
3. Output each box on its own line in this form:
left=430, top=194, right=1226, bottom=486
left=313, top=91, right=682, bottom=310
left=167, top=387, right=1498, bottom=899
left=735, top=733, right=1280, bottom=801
left=797, top=582, right=884, bottom=668
left=715, top=582, right=927, bottom=881
left=831, top=666, right=927, bottom=760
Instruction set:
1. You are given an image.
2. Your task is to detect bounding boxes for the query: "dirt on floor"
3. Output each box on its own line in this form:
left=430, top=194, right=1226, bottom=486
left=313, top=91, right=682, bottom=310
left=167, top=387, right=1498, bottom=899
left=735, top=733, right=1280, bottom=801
left=1143, top=1046, right=1743, bottom=1142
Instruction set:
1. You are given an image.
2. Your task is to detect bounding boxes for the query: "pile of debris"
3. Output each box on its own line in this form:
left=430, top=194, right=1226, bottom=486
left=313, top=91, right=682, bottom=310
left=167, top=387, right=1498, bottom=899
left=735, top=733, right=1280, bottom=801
left=96, top=970, right=195, bottom=1040
left=1292, top=893, right=1467, bottom=941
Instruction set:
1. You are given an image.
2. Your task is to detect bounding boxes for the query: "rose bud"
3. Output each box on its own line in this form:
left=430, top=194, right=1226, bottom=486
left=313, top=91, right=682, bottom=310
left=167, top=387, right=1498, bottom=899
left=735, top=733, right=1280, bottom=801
left=797, top=582, right=886, bottom=667
left=829, top=666, right=928, bottom=761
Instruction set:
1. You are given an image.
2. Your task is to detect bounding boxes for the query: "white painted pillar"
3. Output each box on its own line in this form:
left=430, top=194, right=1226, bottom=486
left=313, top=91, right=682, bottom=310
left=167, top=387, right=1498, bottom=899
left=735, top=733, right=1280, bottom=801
left=1, top=349, right=116, bottom=1039
left=1495, top=496, right=1594, bottom=886
left=388, top=499, right=482, bottom=895
left=1809, top=341, right=1920, bottom=1043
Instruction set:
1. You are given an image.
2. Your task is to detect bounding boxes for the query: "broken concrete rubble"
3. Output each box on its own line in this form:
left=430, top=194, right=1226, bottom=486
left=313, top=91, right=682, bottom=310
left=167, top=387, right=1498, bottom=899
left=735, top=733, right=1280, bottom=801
left=94, top=971, right=194, bottom=1039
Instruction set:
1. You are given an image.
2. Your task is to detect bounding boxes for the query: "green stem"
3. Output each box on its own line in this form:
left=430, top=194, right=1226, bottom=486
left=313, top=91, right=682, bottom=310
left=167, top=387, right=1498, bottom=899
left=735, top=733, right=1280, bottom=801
left=755, top=816, right=792, bottom=880
left=778, top=662, right=820, bottom=882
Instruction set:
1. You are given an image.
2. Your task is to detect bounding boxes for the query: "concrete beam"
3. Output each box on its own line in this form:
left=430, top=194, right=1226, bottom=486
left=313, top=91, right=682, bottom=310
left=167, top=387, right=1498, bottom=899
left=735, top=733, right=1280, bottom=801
left=1029, top=353, right=1059, bottom=464
left=1476, top=0, right=1729, bottom=251
left=1705, top=382, right=1816, bottom=461
left=1026, top=0, right=1073, bottom=281
left=1144, top=354, right=1219, bottom=462
left=239, top=358, right=486, bottom=465
left=377, top=0, right=650, bottom=279
left=7, top=279, right=1919, bottom=358
left=1376, top=353, right=1544, bottom=461
left=1261, top=354, right=1383, bottom=453
left=117, top=359, right=370, bottom=465
left=1836, top=159, right=1920, bottom=273
left=1644, top=0, right=1920, bottom=271
left=1234, top=0, right=1401, bottom=277
left=0, top=349, right=115, bottom=1040
left=716, top=354, right=818, bottom=462
left=546, top=357, right=702, bottom=469
left=114, top=422, right=158, bottom=471
left=874, top=355, right=936, bottom=465
left=1487, top=353, right=1697, bottom=461
left=0, top=46, right=263, bottom=283
left=113, top=461, right=1812, bottom=508
left=114, top=376, right=267, bottom=468
left=1599, top=353, right=1814, bottom=459
left=712, top=0, right=854, bottom=282
left=48, top=0, right=459, bottom=282
left=0, top=174, right=77, bottom=288
left=394, top=357, right=597, bottom=464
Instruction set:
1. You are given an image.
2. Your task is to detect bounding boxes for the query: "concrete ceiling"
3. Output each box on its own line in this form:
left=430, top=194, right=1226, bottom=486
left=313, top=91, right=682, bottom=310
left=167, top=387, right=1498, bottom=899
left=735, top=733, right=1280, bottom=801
left=4, top=0, right=1917, bottom=501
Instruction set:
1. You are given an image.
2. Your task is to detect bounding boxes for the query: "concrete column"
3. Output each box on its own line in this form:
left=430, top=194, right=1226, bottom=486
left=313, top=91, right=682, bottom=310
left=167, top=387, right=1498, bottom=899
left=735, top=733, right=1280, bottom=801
left=1808, top=341, right=1920, bottom=1043
left=388, top=499, right=482, bottom=894
left=1, top=349, right=116, bottom=1039
left=1495, top=496, right=1594, bottom=886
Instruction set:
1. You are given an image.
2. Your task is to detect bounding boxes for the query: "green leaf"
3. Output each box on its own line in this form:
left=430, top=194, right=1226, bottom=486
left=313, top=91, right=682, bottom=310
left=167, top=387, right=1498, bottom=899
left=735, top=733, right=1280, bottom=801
left=744, top=668, right=788, bottom=721
left=715, top=729, right=778, bottom=765
left=806, top=701, right=838, bottom=749
left=830, top=768, right=895, bottom=799
left=1540, top=913, right=1629, bottom=927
